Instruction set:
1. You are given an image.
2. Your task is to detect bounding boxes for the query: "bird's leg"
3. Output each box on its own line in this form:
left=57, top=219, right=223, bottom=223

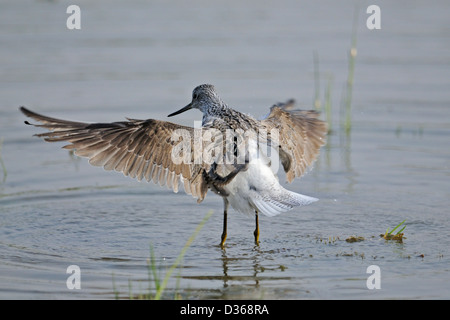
left=254, top=210, right=260, bottom=245
left=220, top=198, right=229, bottom=248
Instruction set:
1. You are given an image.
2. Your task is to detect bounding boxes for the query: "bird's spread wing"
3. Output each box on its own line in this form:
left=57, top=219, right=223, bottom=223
left=260, top=100, right=328, bottom=182
left=20, top=107, right=209, bottom=202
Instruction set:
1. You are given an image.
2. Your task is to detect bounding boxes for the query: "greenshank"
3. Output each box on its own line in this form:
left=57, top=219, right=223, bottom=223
left=20, top=84, right=327, bottom=247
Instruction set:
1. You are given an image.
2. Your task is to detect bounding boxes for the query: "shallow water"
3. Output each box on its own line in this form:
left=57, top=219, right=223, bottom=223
left=1, top=0, right=449, bottom=299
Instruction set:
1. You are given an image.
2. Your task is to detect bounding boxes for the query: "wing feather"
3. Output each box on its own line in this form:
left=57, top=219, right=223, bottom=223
left=20, top=106, right=208, bottom=202
left=261, top=101, right=327, bottom=182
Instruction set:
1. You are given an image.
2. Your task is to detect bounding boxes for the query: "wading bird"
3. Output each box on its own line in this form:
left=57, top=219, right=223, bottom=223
left=20, top=84, right=327, bottom=247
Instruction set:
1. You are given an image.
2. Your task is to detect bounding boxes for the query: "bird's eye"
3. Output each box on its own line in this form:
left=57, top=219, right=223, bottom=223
left=193, top=93, right=198, bottom=100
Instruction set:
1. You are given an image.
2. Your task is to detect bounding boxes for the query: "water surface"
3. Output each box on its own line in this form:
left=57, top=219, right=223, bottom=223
left=0, top=0, right=449, bottom=299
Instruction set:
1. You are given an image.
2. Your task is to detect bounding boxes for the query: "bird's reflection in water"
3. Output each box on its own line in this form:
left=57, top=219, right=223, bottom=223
left=212, top=244, right=292, bottom=299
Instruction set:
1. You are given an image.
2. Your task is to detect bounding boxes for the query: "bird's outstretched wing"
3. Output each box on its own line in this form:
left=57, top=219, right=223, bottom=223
left=20, top=107, right=209, bottom=202
left=260, top=100, right=328, bottom=182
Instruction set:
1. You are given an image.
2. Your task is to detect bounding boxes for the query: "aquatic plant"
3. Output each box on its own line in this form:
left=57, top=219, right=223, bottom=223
left=345, top=235, right=364, bottom=243
left=324, top=74, right=333, bottom=133
left=312, top=6, right=359, bottom=135
left=153, top=210, right=213, bottom=300
left=342, top=6, right=358, bottom=135
left=381, top=220, right=406, bottom=242
left=0, top=138, right=7, bottom=184
left=313, top=50, right=321, bottom=110
left=114, top=210, right=213, bottom=300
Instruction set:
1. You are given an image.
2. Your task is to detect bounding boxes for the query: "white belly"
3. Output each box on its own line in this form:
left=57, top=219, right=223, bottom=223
left=220, top=140, right=318, bottom=217
left=223, top=158, right=277, bottom=215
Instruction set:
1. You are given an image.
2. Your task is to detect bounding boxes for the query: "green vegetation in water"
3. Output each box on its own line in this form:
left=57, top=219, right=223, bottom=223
left=345, top=235, right=364, bottom=243
left=342, top=6, right=358, bottom=135
left=0, top=138, right=7, bottom=184
left=313, top=50, right=321, bottom=110
left=324, top=74, right=333, bottom=133
left=114, top=210, right=213, bottom=300
left=312, top=5, right=358, bottom=135
left=381, top=220, right=406, bottom=242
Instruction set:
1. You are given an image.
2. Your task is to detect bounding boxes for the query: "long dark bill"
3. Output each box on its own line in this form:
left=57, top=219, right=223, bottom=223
left=167, top=103, right=192, bottom=117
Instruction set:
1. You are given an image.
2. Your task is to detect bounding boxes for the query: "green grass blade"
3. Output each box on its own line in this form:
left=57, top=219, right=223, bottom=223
left=397, top=225, right=406, bottom=235
left=389, top=220, right=406, bottom=235
left=148, top=245, right=160, bottom=291
left=0, top=138, right=7, bottom=184
left=153, top=210, right=213, bottom=300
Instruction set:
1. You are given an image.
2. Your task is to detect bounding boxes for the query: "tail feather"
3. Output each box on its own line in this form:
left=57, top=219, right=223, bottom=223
left=252, top=189, right=318, bottom=217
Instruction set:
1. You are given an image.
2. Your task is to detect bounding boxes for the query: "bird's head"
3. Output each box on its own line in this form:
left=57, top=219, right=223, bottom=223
left=168, top=84, right=222, bottom=117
